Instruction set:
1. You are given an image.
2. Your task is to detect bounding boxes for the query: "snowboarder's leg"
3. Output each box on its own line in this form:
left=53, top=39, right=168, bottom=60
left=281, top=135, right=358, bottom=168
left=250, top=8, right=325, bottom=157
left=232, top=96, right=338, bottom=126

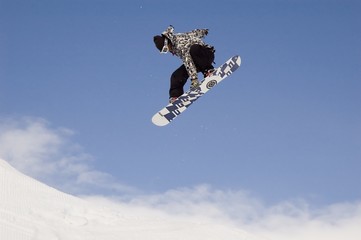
left=190, top=44, right=215, bottom=74
left=169, top=65, right=189, bottom=98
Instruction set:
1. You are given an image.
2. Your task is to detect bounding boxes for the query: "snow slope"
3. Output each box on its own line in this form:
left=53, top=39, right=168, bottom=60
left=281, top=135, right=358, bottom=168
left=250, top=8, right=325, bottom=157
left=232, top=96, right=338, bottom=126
left=0, top=159, right=262, bottom=240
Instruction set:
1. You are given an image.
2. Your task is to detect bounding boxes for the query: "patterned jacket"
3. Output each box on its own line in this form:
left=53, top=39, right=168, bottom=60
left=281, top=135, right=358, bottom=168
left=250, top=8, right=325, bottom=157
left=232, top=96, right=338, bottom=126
left=162, top=26, right=214, bottom=80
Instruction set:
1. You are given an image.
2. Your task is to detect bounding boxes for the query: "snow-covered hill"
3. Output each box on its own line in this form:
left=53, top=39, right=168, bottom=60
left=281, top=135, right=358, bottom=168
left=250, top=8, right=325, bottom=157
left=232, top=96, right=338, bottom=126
left=0, top=158, right=262, bottom=240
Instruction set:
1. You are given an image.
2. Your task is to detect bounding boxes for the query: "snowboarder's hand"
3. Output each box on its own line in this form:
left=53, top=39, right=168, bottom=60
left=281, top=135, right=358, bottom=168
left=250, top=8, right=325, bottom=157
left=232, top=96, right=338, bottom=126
left=190, top=78, right=200, bottom=89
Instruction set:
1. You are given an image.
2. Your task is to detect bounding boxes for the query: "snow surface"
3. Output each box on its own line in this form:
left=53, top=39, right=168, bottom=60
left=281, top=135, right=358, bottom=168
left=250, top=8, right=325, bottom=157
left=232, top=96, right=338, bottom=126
left=0, top=158, right=263, bottom=240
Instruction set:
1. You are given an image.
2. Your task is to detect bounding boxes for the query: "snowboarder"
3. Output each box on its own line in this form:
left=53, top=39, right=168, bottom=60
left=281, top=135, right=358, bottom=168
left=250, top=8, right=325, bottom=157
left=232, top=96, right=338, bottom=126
left=153, top=25, right=215, bottom=103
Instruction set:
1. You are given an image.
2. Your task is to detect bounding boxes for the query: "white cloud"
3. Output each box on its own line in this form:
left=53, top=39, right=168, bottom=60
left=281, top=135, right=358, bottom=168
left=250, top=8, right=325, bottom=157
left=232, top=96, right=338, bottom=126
left=91, top=185, right=361, bottom=240
left=0, top=116, right=136, bottom=195
left=0, top=117, right=67, bottom=175
left=251, top=200, right=361, bottom=240
left=125, top=185, right=263, bottom=221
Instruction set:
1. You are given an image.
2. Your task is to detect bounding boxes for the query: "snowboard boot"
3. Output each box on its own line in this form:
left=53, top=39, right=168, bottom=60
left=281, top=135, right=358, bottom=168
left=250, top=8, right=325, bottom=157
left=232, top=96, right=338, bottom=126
left=203, top=69, right=215, bottom=78
left=169, top=97, right=178, bottom=104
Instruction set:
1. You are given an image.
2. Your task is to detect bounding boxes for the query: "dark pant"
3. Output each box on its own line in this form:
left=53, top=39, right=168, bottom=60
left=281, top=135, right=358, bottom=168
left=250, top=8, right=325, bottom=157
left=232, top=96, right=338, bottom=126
left=169, top=44, right=215, bottom=98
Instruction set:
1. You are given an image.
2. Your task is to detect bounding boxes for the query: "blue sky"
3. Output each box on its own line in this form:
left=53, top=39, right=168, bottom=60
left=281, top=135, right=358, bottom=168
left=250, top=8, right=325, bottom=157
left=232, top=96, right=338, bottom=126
left=1, top=0, right=360, bottom=209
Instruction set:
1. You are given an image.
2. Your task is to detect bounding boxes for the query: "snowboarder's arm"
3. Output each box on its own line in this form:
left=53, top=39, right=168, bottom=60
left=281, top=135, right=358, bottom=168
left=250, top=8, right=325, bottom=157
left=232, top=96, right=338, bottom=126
left=189, top=29, right=209, bottom=38
left=181, top=50, right=198, bottom=81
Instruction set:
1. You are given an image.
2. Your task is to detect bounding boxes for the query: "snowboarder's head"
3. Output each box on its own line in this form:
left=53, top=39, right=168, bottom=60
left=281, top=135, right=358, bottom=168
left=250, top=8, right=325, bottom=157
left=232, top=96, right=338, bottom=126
left=153, top=35, right=171, bottom=54
left=154, top=25, right=175, bottom=54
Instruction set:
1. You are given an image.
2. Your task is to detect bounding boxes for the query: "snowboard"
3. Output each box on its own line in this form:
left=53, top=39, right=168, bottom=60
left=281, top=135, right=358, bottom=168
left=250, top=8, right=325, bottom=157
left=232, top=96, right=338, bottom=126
left=152, top=55, right=241, bottom=126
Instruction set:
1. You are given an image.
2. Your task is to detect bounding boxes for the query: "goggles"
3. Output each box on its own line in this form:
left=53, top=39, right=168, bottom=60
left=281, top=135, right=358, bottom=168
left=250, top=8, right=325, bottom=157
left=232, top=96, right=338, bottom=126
left=160, top=37, right=169, bottom=54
